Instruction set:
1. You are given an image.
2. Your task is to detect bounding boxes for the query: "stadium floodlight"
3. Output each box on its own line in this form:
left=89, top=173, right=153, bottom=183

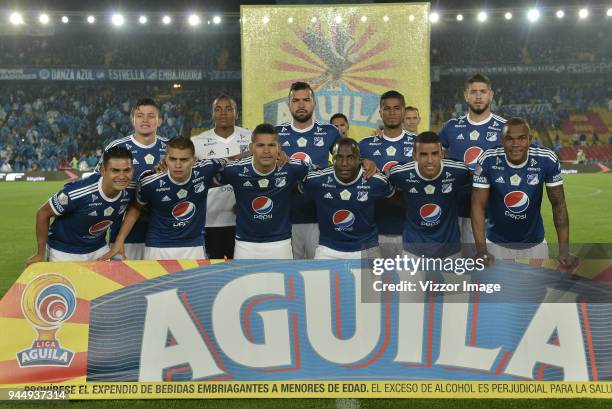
left=578, top=8, right=589, bottom=19
left=262, top=16, right=270, bottom=24
left=287, top=17, right=294, bottom=23
left=504, top=12, right=513, bottom=20
left=138, top=15, right=147, bottom=24
left=61, top=15, right=69, bottom=23
left=111, top=13, right=124, bottom=27
left=429, top=12, right=440, bottom=23
left=162, top=15, right=172, bottom=25
left=335, top=15, right=342, bottom=24
left=607, top=8, right=612, bottom=17
left=527, top=8, right=540, bottom=22
left=477, top=11, right=487, bottom=22
left=87, top=15, right=95, bottom=24
left=39, top=13, right=50, bottom=25
left=360, top=15, right=367, bottom=22
left=187, top=14, right=201, bottom=26
left=408, top=14, right=415, bottom=22
left=213, top=16, right=221, bottom=24
left=456, top=14, right=463, bottom=21
left=383, top=15, right=389, bottom=22
left=9, top=12, right=24, bottom=25
left=556, top=10, right=565, bottom=19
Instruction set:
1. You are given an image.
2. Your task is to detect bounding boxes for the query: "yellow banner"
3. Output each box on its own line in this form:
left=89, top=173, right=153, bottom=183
left=241, top=4, right=430, bottom=139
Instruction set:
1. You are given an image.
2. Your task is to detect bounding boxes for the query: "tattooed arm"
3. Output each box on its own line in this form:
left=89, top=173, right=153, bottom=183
left=546, top=184, right=577, bottom=269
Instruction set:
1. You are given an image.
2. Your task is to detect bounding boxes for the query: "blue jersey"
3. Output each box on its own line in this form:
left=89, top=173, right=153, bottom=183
left=301, top=168, right=393, bottom=252
left=473, top=146, right=563, bottom=246
left=359, top=131, right=415, bottom=235
left=100, top=135, right=168, bottom=244
left=389, top=160, right=470, bottom=257
left=48, top=173, right=135, bottom=254
left=439, top=113, right=506, bottom=217
left=276, top=121, right=341, bottom=224
left=137, top=160, right=222, bottom=248
left=216, top=158, right=309, bottom=243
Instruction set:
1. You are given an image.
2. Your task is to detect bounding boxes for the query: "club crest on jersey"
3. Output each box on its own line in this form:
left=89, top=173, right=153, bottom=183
left=275, top=177, right=286, bottom=188
left=357, top=191, right=369, bottom=202
left=504, top=191, right=530, bottom=214
left=333, top=210, right=355, bottom=230
left=252, top=196, right=273, bottom=219
left=194, top=182, right=205, bottom=193
left=314, top=137, right=324, bottom=147
left=420, top=204, right=442, bottom=225
left=527, top=174, right=539, bottom=185
left=464, top=146, right=484, bottom=171
left=17, top=274, right=76, bottom=367
left=172, top=201, right=196, bottom=222
left=297, top=137, right=307, bottom=147
left=291, top=152, right=312, bottom=165
left=88, top=220, right=113, bottom=236
left=383, top=161, right=399, bottom=173
left=404, top=147, right=413, bottom=157
left=486, top=132, right=498, bottom=142
left=442, top=183, right=452, bottom=193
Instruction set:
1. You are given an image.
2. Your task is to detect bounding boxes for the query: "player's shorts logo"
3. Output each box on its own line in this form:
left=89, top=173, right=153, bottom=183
left=333, top=209, right=355, bottom=229
left=504, top=191, right=530, bottom=213
left=464, top=146, right=484, bottom=171
left=291, top=152, right=312, bottom=165
left=252, top=196, right=274, bottom=215
left=382, top=161, right=399, bottom=173
left=88, top=220, right=113, bottom=236
left=172, top=201, right=196, bottom=221
left=420, top=203, right=442, bottom=223
left=17, top=274, right=76, bottom=367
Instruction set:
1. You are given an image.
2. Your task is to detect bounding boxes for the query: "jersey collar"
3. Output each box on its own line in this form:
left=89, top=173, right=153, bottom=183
left=167, top=169, right=193, bottom=186
left=130, top=134, right=159, bottom=149
left=290, top=120, right=315, bottom=133
left=504, top=154, right=528, bottom=169
left=251, top=157, right=277, bottom=176
left=97, top=177, right=122, bottom=202
left=382, top=130, right=408, bottom=142
left=334, top=167, right=364, bottom=186
left=414, top=162, right=444, bottom=181
left=466, top=113, right=493, bottom=126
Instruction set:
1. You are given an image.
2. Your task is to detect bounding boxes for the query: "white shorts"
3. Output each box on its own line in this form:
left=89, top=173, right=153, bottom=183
left=47, top=245, right=109, bottom=262
left=459, top=217, right=475, bottom=244
left=234, top=239, right=293, bottom=260
left=379, top=234, right=403, bottom=259
left=487, top=239, right=548, bottom=260
left=292, top=223, right=319, bottom=259
left=124, top=243, right=145, bottom=260
left=144, top=246, right=206, bottom=260
left=314, top=245, right=381, bottom=260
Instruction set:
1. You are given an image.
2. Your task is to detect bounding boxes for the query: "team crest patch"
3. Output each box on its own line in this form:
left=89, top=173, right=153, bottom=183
left=357, top=191, right=368, bottom=202
left=275, top=177, right=286, bottom=188
left=314, top=137, right=324, bottom=147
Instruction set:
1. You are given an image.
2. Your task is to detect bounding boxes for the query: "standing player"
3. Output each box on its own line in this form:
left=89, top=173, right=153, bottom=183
left=360, top=91, right=416, bottom=257
left=330, top=113, right=350, bottom=138
left=100, top=98, right=167, bottom=260
left=439, top=73, right=506, bottom=246
left=26, top=147, right=134, bottom=264
left=403, top=106, right=421, bottom=135
left=301, top=139, right=393, bottom=259
left=388, top=132, right=470, bottom=258
left=275, top=82, right=342, bottom=259
left=215, top=124, right=309, bottom=259
left=101, top=138, right=223, bottom=260
left=191, top=95, right=251, bottom=259
left=471, top=118, right=576, bottom=266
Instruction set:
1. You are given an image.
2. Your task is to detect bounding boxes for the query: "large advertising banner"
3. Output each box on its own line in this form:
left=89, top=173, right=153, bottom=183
left=240, top=4, right=430, bottom=139
left=1, top=259, right=612, bottom=400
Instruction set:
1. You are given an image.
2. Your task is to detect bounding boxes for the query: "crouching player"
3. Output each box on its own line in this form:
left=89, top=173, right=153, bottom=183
left=26, top=146, right=135, bottom=264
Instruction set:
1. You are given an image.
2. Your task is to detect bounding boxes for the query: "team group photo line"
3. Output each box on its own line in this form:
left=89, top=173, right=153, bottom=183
left=25, top=75, right=577, bottom=269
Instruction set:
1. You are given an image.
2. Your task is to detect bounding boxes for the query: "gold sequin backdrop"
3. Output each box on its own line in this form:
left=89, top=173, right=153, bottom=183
left=240, top=4, right=430, bottom=140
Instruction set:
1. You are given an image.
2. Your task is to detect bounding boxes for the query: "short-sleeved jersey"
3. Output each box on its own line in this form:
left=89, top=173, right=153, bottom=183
left=301, top=168, right=393, bottom=252
left=100, top=135, right=168, bottom=243
left=137, top=160, right=223, bottom=248
left=192, top=126, right=251, bottom=228
left=359, top=131, right=416, bottom=235
left=216, top=157, right=309, bottom=243
left=48, top=173, right=135, bottom=254
left=276, top=121, right=341, bottom=224
left=389, top=160, right=471, bottom=257
left=473, top=146, right=563, bottom=246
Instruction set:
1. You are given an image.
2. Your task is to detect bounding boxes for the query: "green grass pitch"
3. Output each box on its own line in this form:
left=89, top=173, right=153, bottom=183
left=0, top=173, right=610, bottom=408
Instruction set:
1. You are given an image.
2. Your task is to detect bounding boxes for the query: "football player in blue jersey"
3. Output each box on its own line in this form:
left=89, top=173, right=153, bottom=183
left=26, top=147, right=134, bottom=265
left=403, top=106, right=421, bottom=135
left=330, top=113, right=350, bottom=138
left=388, top=132, right=471, bottom=258
left=216, top=123, right=310, bottom=259
left=439, top=74, right=506, bottom=247
left=99, top=98, right=167, bottom=260
left=101, top=138, right=223, bottom=260
left=301, top=138, right=393, bottom=259
left=471, top=117, right=577, bottom=267
left=360, top=91, right=416, bottom=258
